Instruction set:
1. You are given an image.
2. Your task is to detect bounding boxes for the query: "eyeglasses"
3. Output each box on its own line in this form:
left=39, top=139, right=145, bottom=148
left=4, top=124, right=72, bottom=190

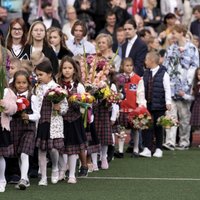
left=12, top=27, right=23, bottom=31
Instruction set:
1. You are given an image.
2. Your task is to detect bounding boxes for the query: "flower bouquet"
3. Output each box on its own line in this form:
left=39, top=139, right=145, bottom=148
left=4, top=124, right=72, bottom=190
left=157, top=115, right=179, bottom=129
left=45, top=86, right=68, bottom=115
left=115, top=126, right=127, bottom=139
left=107, top=90, right=122, bottom=104
left=16, top=96, right=30, bottom=124
left=128, top=106, right=152, bottom=130
left=68, top=92, right=95, bottom=128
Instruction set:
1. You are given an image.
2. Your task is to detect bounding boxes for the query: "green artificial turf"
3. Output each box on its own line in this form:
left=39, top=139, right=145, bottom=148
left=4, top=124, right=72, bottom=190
left=1, top=148, right=200, bottom=200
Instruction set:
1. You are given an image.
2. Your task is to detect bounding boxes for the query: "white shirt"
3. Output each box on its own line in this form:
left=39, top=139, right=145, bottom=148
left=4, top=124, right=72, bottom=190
left=17, top=90, right=40, bottom=122
left=151, top=66, right=172, bottom=105
left=169, top=0, right=177, bottom=13
left=66, top=38, right=96, bottom=56
left=125, top=35, right=138, bottom=58
left=42, top=16, right=52, bottom=29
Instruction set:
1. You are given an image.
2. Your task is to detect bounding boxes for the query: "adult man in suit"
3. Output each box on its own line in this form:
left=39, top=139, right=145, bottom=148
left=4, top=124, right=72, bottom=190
left=122, top=19, right=148, bottom=77
left=36, top=2, right=61, bottom=29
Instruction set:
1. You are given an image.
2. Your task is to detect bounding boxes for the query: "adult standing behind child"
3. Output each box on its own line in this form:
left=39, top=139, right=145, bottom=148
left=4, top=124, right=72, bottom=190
left=140, top=51, right=171, bottom=158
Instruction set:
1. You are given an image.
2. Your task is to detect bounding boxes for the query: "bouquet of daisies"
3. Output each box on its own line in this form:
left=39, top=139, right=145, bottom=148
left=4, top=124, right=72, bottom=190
left=16, top=96, right=30, bottom=124
left=45, top=86, right=68, bottom=115
left=128, top=106, right=152, bottom=130
left=157, top=115, right=179, bottom=129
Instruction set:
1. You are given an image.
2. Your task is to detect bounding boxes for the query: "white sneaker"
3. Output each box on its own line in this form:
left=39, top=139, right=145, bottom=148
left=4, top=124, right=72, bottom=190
left=0, top=182, right=6, bottom=192
left=153, top=148, right=163, bottom=158
left=139, top=147, right=151, bottom=157
left=38, top=178, right=48, bottom=186
left=59, top=171, right=66, bottom=181
left=67, top=177, right=77, bottom=184
left=51, top=171, right=59, bottom=184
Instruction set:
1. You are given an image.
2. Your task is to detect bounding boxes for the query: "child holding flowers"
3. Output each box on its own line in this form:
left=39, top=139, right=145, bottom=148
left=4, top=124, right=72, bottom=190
left=0, top=67, right=17, bottom=192
left=57, top=56, right=88, bottom=183
left=118, top=57, right=146, bottom=158
left=10, top=70, right=40, bottom=190
left=140, top=51, right=171, bottom=158
left=34, top=58, right=68, bottom=186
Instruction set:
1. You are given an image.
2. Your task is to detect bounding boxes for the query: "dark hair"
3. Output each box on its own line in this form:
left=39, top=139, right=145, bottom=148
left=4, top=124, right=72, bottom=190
left=57, top=56, right=82, bottom=85
left=35, top=57, right=53, bottom=74
left=10, top=70, right=32, bottom=95
left=41, top=2, right=52, bottom=9
left=6, top=18, right=27, bottom=50
left=124, top=19, right=137, bottom=29
left=192, top=67, right=200, bottom=96
left=105, top=10, right=116, bottom=19
left=164, top=13, right=176, bottom=24
left=159, top=49, right=166, bottom=57
left=193, top=5, right=200, bottom=13
left=138, top=29, right=151, bottom=37
left=71, top=20, right=87, bottom=37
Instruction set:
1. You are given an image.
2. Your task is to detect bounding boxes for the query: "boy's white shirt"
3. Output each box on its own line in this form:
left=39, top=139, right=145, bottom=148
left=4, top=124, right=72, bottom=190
left=17, top=90, right=40, bottom=122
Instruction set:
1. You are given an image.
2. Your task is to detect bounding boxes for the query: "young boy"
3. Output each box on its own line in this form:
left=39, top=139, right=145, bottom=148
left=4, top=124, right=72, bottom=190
left=139, top=51, right=171, bottom=158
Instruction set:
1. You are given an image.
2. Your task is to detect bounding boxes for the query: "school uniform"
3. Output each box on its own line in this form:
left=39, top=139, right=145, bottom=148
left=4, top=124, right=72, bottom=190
left=35, top=80, right=68, bottom=152
left=62, top=81, right=87, bottom=155
left=10, top=91, right=40, bottom=157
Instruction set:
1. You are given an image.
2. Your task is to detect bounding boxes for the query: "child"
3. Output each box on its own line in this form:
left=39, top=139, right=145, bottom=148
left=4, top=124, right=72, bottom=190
left=140, top=51, right=171, bottom=158
left=57, top=56, right=87, bottom=183
left=10, top=70, right=40, bottom=190
left=8, top=58, right=22, bottom=83
left=34, top=58, right=68, bottom=186
left=0, top=80, right=17, bottom=192
left=118, top=57, right=146, bottom=158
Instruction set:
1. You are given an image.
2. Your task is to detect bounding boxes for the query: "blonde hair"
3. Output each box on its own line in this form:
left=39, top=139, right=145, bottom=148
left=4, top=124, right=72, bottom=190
left=96, top=33, right=113, bottom=49
left=30, top=50, right=45, bottom=66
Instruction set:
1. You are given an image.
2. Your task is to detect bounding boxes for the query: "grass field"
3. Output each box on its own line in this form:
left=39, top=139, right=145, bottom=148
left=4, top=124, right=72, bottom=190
left=1, top=148, right=200, bottom=200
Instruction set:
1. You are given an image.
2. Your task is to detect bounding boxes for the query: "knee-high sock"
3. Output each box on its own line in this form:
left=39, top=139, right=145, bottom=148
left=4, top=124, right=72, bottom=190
left=49, top=148, right=59, bottom=172
left=91, top=153, right=98, bottom=166
left=118, top=138, right=125, bottom=153
left=101, top=145, right=108, bottom=160
left=133, top=130, right=139, bottom=153
left=20, top=153, right=29, bottom=181
left=59, top=154, right=68, bottom=172
left=0, top=156, right=6, bottom=183
left=68, top=154, right=77, bottom=178
left=38, top=150, right=47, bottom=180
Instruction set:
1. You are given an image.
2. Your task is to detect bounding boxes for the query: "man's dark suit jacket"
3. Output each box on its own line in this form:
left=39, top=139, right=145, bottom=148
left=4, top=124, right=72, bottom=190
left=122, top=36, right=148, bottom=77
left=36, top=17, right=61, bottom=29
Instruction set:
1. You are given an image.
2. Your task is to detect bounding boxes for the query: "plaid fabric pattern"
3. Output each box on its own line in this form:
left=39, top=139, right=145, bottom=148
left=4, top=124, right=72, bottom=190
left=94, top=104, right=113, bottom=145
left=63, top=86, right=81, bottom=122
left=0, top=124, right=14, bottom=157
left=39, top=97, right=52, bottom=124
left=190, top=94, right=200, bottom=126
left=36, top=122, right=64, bottom=151
left=118, top=112, right=131, bottom=129
left=63, top=143, right=87, bottom=155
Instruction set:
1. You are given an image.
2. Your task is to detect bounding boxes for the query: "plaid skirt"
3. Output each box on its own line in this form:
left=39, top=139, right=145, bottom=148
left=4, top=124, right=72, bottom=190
left=10, top=118, right=36, bottom=156
left=0, top=126, right=14, bottom=157
left=118, top=112, right=132, bottom=129
left=85, top=122, right=100, bottom=155
left=63, top=117, right=87, bottom=155
left=190, top=95, right=200, bottom=127
left=36, top=122, right=64, bottom=152
left=94, top=106, right=113, bottom=145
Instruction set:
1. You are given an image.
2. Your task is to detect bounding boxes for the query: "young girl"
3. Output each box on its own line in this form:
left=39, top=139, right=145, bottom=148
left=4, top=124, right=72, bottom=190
left=34, top=57, right=68, bottom=186
left=0, top=81, right=17, bottom=192
left=57, top=56, right=87, bottom=184
left=118, top=57, right=146, bottom=157
left=10, top=70, right=40, bottom=190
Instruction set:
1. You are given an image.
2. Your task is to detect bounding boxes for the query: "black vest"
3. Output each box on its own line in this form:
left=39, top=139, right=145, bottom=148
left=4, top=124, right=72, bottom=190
left=143, top=66, right=166, bottom=111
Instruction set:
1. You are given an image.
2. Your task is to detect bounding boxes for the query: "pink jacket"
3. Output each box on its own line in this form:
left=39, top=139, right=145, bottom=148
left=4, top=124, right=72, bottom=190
left=1, top=88, right=17, bottom=131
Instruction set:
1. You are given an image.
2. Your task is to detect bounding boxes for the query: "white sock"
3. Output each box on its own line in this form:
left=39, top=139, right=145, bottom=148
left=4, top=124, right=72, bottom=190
left=91, top=153, right=98, bottom=166
left=118, top=138, right=125, bottom=153
left=38, top=150, right=47, bottom=180
left=50, top=148, right=59, bottom=172
left=133, top=130, right=139, bottom=153
left=20, top=153, right=29, bottom=181
left=101, top=145, right=108, bottom=160
left=59, top=154, right=68, bottom=172
left=0, top=156, right=6, bottom=183
left=68, top=154, right=77, bottom=178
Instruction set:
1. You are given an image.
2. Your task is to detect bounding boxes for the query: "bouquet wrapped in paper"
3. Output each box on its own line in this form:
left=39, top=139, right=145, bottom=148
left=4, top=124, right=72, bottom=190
left=45, top=86, right=68, bottom=115
left=16, top=96, right=30, bottom=124
left=128, top=106, right=152, bottom=130
left=68, top=92, right=95, bottom=127
left=115, top=126, right=127, bottom=139
left=157, top=115, right=179, bottom=129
